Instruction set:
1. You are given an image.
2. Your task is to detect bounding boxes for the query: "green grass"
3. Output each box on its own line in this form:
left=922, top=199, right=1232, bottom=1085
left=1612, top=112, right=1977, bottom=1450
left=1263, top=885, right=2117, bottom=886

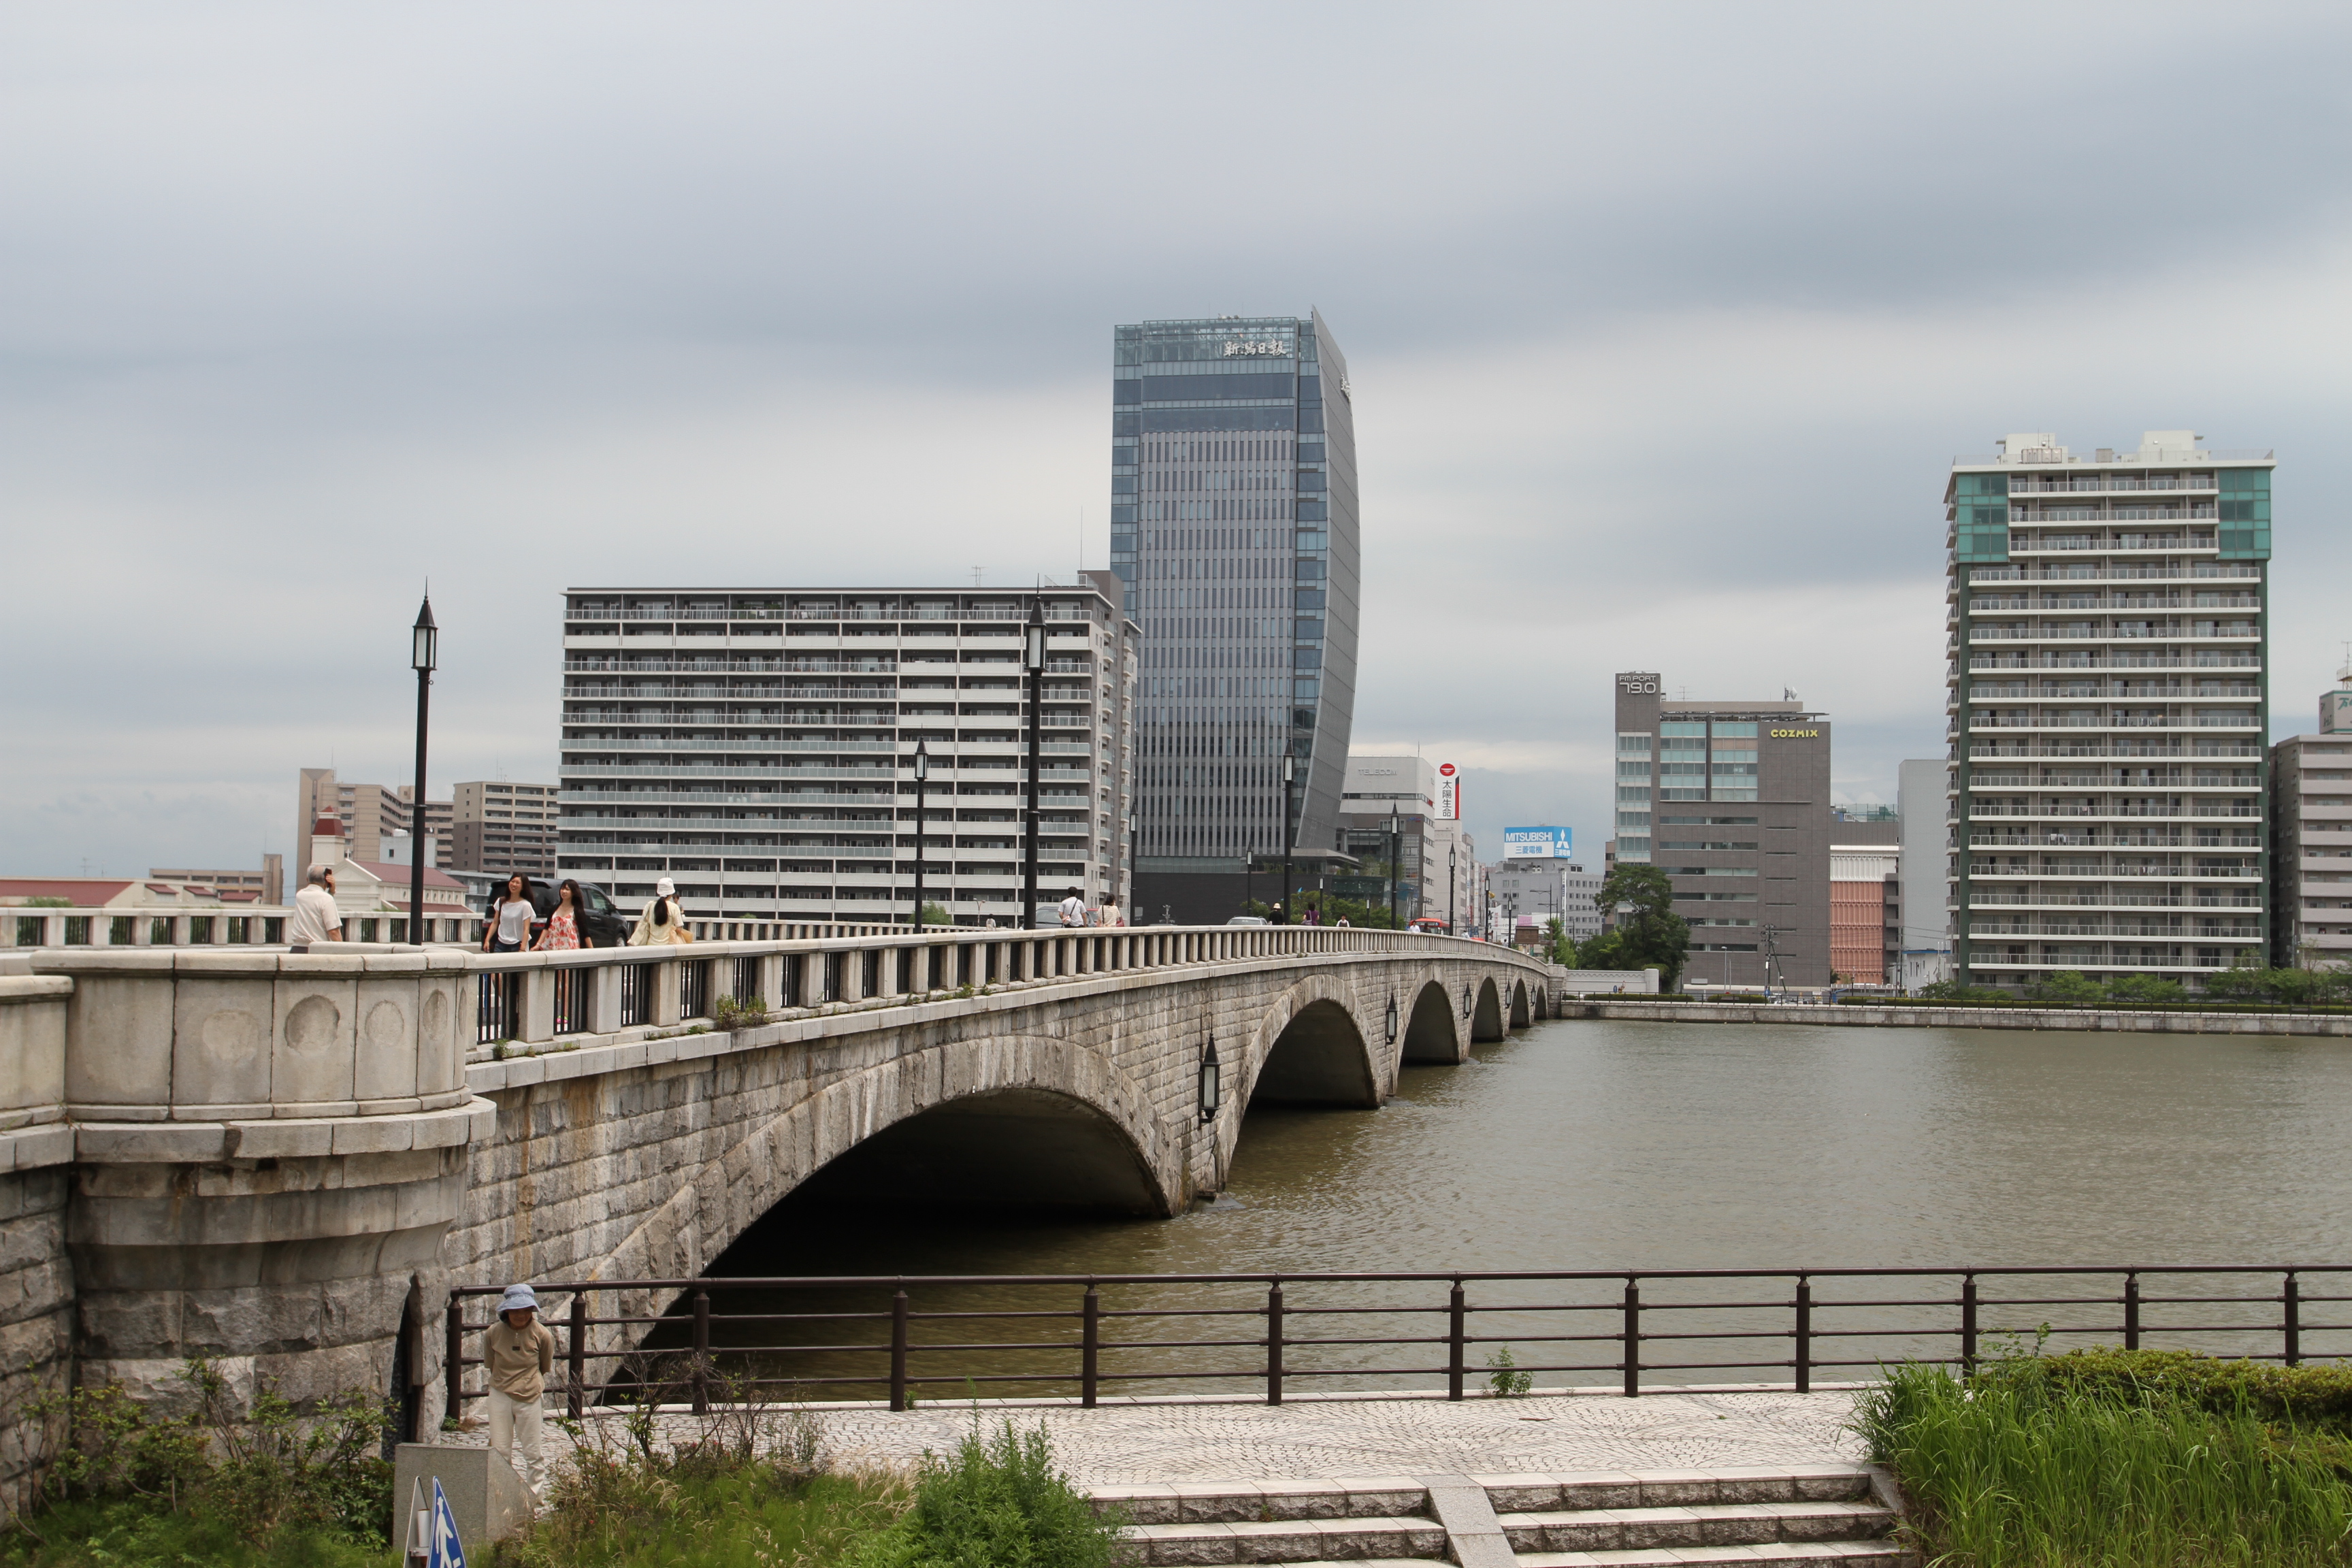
left=497, top=1465, right=904, bottom=1568
left=1857, top=1356, right=2352, bottom=1566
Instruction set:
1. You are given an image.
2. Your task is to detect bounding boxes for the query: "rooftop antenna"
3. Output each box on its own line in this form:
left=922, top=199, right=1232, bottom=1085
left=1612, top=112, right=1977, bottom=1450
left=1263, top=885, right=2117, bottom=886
left=2339, top=642, right=2351, bottom=686
left=971, top=567, right=984, bottom=588
left=1784, top=687, right=1798, bottom=702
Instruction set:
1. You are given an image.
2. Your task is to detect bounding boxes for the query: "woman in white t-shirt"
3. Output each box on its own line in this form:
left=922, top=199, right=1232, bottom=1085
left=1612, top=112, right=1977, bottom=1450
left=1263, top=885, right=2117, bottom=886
left=483, top=874, right=537, bottom=953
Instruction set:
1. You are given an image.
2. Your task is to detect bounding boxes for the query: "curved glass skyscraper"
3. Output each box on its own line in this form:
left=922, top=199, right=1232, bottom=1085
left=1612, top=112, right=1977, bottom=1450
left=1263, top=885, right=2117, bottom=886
left=1109, top=312, right=1360, bottom=922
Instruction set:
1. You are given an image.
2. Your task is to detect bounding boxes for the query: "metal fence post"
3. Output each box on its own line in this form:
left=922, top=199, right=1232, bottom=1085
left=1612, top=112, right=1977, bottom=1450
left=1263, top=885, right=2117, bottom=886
left=2123, top=1272, right=2140, bottom=1351
left=568, top=1292, right=588, bottom=1419
left=692, top=1288, right=711, bottom=1414
left=1081, top=1286, right=1100, bottom=1408
left=890, top=1288, right=910, bottom=1411
left=1622, top=1278, right=1641, bottom=1398
left=2285, top=1271, right=2302, bottom=1367
left=444, top=1294, right=465, bottom=1423
left=1794, top=1277, right=1812, bottom=1394
left=1446, top=1281, right=1467, bottom=1402
left=1266, top=1282, right=1285, bottom=1406
left=1961, top=1273, right=1979, bottom=1372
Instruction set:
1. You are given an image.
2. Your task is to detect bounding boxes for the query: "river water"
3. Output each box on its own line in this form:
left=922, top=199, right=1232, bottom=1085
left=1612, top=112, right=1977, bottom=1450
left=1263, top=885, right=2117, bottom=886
left=681, top=1019, right=2352, bottom=1398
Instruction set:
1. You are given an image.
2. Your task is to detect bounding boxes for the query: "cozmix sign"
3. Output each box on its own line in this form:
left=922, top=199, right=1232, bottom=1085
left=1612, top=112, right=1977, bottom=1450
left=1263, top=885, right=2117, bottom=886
left=1435, top=762, right=1460, bottom=820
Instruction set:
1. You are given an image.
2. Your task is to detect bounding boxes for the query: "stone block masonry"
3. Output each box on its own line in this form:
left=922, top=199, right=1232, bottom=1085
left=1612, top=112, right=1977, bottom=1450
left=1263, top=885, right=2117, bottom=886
left=0, top=930, right=1555, bottom=1497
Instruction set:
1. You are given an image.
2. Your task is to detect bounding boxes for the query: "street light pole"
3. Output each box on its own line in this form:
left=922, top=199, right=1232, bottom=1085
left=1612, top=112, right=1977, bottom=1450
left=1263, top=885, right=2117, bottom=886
left=1022, top=598, right=1046, bottom=929
left=1278, top=752, right=1296, bottom=924
left=1448, top=842, right=1457, bottom=936
left=408, top=597, right=437, bottom=947
left=911, top=738, right=929, bottom=930
left=1380, top=808, right=1394, bottom=930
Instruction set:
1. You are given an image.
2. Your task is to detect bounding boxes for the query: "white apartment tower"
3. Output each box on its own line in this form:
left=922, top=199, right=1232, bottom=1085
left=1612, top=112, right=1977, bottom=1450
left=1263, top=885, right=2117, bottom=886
left=556, top=583, right=1139, bottom=925
left=1947, top=431, right=2272, bottom=989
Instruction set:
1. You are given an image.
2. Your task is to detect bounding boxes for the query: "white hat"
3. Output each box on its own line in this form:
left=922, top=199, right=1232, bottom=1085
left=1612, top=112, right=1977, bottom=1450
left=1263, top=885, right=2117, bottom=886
left=656, top=877, right=676, bottom=896
left=497, top=1283, right=539, bottom=1315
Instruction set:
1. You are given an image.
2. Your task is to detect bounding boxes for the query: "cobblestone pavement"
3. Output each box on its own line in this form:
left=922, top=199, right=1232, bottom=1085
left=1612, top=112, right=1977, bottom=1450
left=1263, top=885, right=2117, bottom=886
left=444, top=1386, right=1871, bottom=1488
left=804, top=1388, right=1869, bottom=1486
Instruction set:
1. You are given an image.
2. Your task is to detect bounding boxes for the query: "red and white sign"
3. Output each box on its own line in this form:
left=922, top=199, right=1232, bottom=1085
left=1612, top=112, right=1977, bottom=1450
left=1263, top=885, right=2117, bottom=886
left=1435, top=762, right=1460, bottom=820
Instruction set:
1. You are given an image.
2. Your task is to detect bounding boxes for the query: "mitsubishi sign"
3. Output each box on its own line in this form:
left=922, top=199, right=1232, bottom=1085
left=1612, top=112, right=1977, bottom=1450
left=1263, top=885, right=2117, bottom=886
left=1503, top=826, right=1573, bottom=860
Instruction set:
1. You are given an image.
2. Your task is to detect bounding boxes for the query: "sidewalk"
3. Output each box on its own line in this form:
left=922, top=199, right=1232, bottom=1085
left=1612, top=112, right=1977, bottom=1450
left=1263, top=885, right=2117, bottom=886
left=802, top=1385, right=1869, bottom=1486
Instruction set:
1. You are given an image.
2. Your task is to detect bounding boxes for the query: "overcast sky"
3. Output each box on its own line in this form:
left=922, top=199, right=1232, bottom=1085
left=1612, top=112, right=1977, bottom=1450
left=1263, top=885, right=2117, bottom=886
left=5, top=2, right=2349, bottom=879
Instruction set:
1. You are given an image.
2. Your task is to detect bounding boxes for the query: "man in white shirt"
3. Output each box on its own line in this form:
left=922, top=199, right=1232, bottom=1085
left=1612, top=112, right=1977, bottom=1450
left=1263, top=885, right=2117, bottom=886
left=290, top=866, right=344, bottom=947
left=1057, top=887, right=1088, bottom=928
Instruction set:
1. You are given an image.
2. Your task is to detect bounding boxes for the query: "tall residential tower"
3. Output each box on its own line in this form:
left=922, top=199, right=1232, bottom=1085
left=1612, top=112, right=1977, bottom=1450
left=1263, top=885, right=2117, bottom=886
left=1946, top=431, right=2272, bottom=989
left=1111, top=312, right=1360, bottom=922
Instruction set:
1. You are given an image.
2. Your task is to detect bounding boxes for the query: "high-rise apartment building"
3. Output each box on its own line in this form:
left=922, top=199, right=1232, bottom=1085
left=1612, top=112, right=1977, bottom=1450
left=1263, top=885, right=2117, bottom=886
left=1614, top=672, right=1832, bottom=988
left=555, top=583, right=1137, bottom=924
left=293, top=770, right=449, bottom=870
left=448, top=781, right=559, bottom=877
left=1112, top=312, right=1359, bottom=924
left=2268, top=670, right=2352, bottom=969
left=1946, top=431, right=2271, bottom=989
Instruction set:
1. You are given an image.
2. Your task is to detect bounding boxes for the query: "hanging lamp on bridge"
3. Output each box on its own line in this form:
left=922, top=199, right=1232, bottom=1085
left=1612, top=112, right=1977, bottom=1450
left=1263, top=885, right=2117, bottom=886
left=1198, top=1036, right=1220, bottom=1124
left=1384, top=993, right=1399, bottom=1044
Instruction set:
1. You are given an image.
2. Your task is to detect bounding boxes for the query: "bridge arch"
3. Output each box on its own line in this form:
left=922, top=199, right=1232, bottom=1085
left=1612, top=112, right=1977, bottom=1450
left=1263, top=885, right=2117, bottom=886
left=1242, top=974, right=1383, bottom=1109
left=1471, top=977, right=1507, bottom=1043
left=1399, top=978, right=1463, bottom=1064
left=1510, top=979, right=1532, bottom=1028
left=593, top=1032, right=1179, bottom=1290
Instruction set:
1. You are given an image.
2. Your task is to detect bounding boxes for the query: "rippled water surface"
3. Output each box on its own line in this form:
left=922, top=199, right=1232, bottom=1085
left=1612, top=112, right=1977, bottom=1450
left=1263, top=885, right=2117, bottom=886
left=684, top=1019, right=2352, bottom=1395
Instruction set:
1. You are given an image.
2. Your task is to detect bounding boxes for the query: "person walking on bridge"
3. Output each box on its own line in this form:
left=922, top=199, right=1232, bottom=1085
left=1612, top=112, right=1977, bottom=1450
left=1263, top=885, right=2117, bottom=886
left=630, top=877, right=693, bottom=945
left=1057, top=886, right=1088, bottom=927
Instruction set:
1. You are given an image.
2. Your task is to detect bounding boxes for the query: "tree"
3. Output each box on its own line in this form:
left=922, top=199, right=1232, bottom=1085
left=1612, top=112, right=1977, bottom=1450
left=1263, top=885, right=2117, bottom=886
left=2104, top=974, right=2187, bottom=1006
left=1592, top=864, right=1690, bottom=990
left=2027, top=970, right=2104, bottom=1004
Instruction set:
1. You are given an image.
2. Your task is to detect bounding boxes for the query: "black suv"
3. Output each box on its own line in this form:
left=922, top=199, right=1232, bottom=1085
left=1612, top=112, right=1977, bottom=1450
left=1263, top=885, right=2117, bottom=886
left=514, top=877, right=632, bottom=947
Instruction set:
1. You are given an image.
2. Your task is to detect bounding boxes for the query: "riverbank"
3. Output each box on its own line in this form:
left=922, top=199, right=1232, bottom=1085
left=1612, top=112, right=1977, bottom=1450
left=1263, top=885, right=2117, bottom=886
left=1560, top=999, right=2352, bottom=1035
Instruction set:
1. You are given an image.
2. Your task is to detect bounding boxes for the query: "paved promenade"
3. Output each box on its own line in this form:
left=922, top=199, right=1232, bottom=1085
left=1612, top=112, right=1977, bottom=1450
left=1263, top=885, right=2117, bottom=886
left=481, top=1385, right=1869, bottom=1486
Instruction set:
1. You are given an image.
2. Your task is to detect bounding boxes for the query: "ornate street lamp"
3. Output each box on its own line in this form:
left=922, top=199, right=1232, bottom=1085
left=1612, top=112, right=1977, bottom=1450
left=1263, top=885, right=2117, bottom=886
left=1448, top=842, right=1457, bottom=936
left=1461, top=983, right=1474, bottom=1019
left=1279, top=752, right=1296, bottom=926
left=1384, top=992, right=1399, bottom=1044
left=911, top=738, right=930, bottom=930
left=408, top=595, right=437, bottom=947
left=1198, top=1036, right=1221, bottom=1124
left=1023, top=599, right=1047, bottom=928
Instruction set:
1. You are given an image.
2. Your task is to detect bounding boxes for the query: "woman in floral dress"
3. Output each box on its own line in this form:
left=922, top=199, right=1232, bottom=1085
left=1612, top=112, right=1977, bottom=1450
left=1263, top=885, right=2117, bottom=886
left=534, top=879, right=585, bottom=951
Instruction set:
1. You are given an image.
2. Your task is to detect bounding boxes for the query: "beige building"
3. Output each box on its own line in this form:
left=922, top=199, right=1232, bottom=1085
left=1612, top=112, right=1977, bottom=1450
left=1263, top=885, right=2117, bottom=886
left=447, top=781, right=559, bottom=877
left=294, top=770, right=451, bottom=872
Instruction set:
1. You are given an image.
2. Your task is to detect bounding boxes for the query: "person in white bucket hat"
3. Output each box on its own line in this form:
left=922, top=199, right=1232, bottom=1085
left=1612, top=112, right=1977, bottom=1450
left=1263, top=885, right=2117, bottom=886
left=483, top=1283, right=555, bottom=1493
left=630, top=877, right=692, bottom=945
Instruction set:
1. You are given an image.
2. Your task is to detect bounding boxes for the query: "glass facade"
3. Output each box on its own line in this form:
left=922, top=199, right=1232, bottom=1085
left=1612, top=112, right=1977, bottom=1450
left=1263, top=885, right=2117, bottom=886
left=1111, top=312, right=1360, bottom=879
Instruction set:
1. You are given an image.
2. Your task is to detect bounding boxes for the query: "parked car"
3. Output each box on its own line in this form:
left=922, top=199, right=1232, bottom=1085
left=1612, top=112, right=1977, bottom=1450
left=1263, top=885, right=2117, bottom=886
left=1225, top=915, right=1269, bottom=926
left=520, top=877, right=632, bottom=947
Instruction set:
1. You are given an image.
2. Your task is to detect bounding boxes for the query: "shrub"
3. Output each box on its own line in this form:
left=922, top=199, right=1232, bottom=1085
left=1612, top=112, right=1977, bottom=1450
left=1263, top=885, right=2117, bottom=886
left=847, top=1419, right=1125, bottom=1568
left=712, top=994, right=770, bottom=1031
left=1859, top=1351, right=2352, bottom=1567
left=1484, top=1346, right=1532, bottom=1399
left=2104, top=974, right=2189, bottom=1005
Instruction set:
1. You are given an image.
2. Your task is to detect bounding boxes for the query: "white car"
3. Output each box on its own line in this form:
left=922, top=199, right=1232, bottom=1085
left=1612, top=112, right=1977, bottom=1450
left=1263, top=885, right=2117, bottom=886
left=1225, top=915, right=1269, bottom=926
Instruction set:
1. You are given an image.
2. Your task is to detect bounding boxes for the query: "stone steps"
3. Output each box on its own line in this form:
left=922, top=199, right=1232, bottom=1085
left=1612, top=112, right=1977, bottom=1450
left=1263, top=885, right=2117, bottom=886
left=1091, top=1465, right=1908, bottom=1567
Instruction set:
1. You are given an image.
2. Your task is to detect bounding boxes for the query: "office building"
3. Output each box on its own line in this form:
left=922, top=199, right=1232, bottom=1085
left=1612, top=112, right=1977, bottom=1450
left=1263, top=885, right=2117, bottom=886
left=1947, top=431, right=2270, bottom=988
left=2268, top=669, right=2352, bottom=969
left=294, top=770, right=451, bottom=870
left=1895, top=758, right=1950, bottom=957
left=1113, top=312, right=1359, bottom=924
left=1490, top=860, right=1602, bottom=942
left=1614, top=672, right=1832, bottom=987
left=448, top=780, right=559, bottom=877
left=555, top=581, right=1138, bottom=925
left=1829, top=843, right=1899, bottom=983
left=1337, top=753, right=1477, bottom=928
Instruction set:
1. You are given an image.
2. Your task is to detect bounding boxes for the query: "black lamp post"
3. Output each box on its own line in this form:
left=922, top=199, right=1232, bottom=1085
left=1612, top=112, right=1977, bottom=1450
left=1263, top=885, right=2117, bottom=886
left=1023, top=599, right=1046, bottom=928
left=1198, top=1036, right=1221, bottom=1124
left=1384, top=992, right=1399, bottom=1044
left=911, top=738, right=930, bottom=930
left=1448, top=842, right=1457, bottom=936
left=1387, top=804, right=1401, bottom=932
left=1278, top=752, right=1296, bottom=925
left=408, top=596, right=437, bottom=946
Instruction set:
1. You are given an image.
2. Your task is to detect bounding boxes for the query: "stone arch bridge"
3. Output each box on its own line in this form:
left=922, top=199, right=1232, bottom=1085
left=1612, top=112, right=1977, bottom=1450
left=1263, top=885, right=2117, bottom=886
left=0, top=926, right=1554, bottom=1462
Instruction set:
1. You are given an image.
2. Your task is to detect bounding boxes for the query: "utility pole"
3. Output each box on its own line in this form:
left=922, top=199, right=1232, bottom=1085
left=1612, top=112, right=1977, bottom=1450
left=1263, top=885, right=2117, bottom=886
left=1022, top=598, right=1045, bottom=928
left=1386, top=805, right=1400, bottom=931
left=1762, top=923, right=1786, bottom=999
